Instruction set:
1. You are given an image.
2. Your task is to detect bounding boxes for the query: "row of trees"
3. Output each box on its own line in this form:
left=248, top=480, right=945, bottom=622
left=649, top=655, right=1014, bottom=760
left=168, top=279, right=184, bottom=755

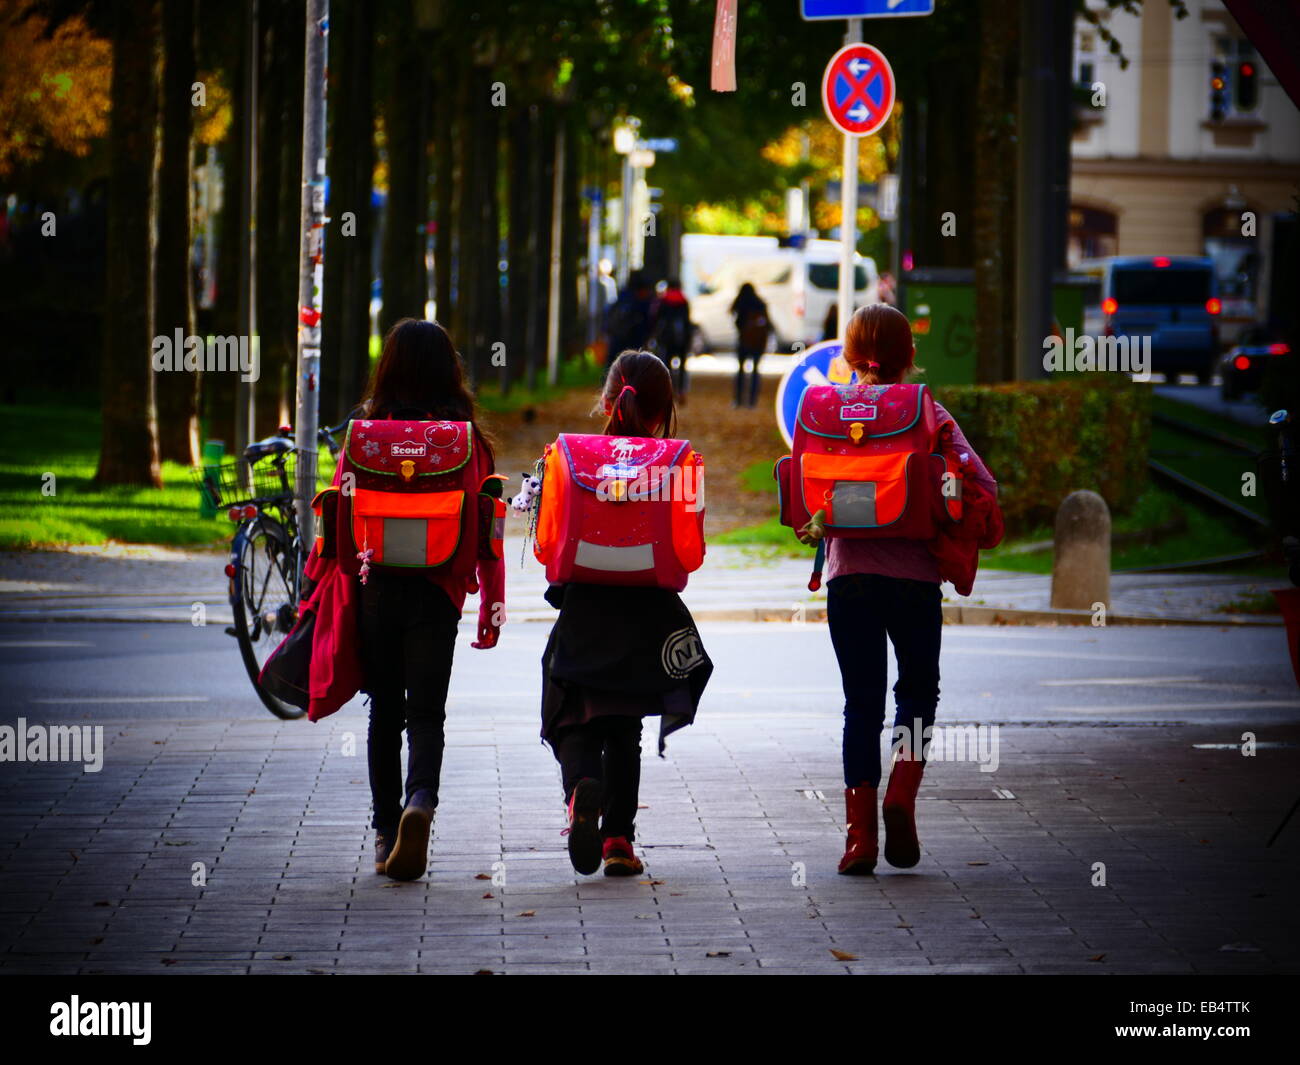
left=4, top=0, right=1165, bottom=486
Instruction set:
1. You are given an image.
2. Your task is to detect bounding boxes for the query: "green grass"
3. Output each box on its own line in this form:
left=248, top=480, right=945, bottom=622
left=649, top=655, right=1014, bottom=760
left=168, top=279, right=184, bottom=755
left=0, top=403, right=230, bottom=549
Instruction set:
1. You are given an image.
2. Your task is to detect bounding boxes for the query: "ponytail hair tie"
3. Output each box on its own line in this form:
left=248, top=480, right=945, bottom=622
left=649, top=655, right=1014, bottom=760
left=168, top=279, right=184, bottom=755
left=617, top=384, right=637, bottom=400
left=866, top=360, right=880, bottom=371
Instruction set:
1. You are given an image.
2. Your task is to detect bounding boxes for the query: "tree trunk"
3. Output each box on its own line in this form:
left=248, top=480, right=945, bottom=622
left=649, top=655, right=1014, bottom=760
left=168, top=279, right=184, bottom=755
left=972, top=0, right=1018, bottom=383
left=433, top=52, right=454, bottom=336
left=453, top=57, right=478, bottom=367
left=379, top=1, right=428, bottom=335
left=505, top=85, right=533, bottom=394
left=154, top=0, right=199, bottom=466
left=96, top=0, right=162, bottom=488
left=321, top=0, right=375, bottom=422
left=254, top=0, right=304, bottom=436
left=526, top=102, right=554, bottom=391
left=474, top=64, right=500, bottom=386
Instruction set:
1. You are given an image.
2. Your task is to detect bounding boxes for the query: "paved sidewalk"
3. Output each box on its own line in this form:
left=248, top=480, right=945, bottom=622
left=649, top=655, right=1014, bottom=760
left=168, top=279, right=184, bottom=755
left=1, top=704, right=1296, bottom=974
left=0, top=540, right=1285, bottom=626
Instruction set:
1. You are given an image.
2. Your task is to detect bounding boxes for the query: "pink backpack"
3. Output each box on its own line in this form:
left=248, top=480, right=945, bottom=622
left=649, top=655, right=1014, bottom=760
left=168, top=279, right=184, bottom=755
left=775, top=383, right=958, bottom=541
left=533, top=433, right=705, bottom=591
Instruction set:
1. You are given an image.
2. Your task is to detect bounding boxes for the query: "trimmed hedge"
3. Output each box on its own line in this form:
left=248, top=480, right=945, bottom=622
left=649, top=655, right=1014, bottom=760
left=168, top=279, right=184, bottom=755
left=931, top=379, right=1150, bottom=535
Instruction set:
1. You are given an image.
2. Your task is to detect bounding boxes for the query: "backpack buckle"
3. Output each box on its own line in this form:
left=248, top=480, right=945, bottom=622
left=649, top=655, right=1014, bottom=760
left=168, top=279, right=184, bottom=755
left=399, top=459, right=416, bottom=481
left=849, top=421, right=865, bottom=444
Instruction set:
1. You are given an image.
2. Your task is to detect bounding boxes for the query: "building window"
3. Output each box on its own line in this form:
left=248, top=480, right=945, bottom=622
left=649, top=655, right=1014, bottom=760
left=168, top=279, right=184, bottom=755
left=1068, top=204, right=1118, bottom=268
left=1210, top=37, right=1261, bottom=121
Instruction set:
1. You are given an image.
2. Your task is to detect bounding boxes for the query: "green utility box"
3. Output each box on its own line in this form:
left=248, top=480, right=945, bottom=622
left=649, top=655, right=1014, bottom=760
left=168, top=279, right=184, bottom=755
left=901, top=268, right=1087, bottom=384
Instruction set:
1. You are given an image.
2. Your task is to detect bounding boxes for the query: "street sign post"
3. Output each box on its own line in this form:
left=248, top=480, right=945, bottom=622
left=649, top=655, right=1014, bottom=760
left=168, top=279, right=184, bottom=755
left=801, top=0, right=934, bottom=19
left=822, top=42, right=896, bottom=137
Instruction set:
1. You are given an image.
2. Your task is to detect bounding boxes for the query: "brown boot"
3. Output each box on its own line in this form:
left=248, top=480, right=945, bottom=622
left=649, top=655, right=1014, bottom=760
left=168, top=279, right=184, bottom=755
left=882, top=758, right=925, bottom=868
left=837, top=785, right=878, bottom=875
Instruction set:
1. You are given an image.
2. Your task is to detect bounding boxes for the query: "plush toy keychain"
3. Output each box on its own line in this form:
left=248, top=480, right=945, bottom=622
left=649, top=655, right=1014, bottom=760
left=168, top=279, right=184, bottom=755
left=510, top=472, right=541, bottom=513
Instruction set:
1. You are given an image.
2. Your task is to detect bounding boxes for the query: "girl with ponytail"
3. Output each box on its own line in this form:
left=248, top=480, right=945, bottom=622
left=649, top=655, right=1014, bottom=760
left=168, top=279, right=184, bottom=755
left=539, top=350, right=711, bottom=878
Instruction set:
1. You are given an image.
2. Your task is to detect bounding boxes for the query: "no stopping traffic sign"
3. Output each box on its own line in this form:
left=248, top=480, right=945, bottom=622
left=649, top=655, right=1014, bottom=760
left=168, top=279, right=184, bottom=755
left=822, top=43, right=895, bottom=137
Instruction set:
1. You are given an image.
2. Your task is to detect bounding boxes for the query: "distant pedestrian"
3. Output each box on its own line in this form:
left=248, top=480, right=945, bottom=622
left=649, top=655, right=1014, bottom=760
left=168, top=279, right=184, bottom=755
left=649, top=277, right=693, bottom=397
left=731, top=282, right=769, bottom=408
left=604, top=272, right=654, bottom=366
left=822, top=302, right=838, bottom=343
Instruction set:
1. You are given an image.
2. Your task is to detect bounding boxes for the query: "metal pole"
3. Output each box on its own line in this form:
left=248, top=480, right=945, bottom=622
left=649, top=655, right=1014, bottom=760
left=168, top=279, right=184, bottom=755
left=837, top=17, right=863, bottom=339
left=293, top=0, right=329, bottom=550
left=236, top=0, right=258, bottom=450
left=618, top=151, right=632, bottom=288
left=546, top=118, right=565, bottom=386
left=1014, top=0, right=1053, bottom=381
left=585, top=191, right=602, bottom=346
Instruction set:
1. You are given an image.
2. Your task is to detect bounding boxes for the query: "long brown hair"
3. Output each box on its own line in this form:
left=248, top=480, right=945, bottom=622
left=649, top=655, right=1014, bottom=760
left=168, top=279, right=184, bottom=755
left=360, top=318, right=494, bottom=463
left=597, top=350, right=677, bottom=438
left=843, top=304, right=918, bottom=386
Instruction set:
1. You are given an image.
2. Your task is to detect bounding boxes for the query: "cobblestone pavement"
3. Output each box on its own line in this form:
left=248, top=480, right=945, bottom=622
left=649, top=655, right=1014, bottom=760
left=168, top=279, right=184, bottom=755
left=1, top=692, right=1296, bottom=975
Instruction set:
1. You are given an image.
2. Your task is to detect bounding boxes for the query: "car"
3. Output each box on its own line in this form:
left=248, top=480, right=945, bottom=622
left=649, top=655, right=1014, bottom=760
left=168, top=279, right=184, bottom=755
left=687, top=239, right=878, bottom=353
left=1080, top=255, right=1221, bottom=383
left=1218, top=339, right=1291, bottom=400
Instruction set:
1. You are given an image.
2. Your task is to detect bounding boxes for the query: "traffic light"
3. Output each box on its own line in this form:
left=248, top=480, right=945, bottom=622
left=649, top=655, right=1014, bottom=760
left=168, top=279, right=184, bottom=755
left=1209, top=60, right=1229, bottom=121
left=1236, top=60, right=1258, bottom=111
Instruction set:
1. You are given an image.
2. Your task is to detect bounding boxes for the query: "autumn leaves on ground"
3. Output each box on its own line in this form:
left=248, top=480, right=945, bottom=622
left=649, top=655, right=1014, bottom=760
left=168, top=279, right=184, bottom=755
left=489, top=370, right=786, bottom=535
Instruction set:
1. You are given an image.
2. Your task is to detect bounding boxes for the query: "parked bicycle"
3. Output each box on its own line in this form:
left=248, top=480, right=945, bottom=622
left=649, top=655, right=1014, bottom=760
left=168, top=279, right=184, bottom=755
left=192, top=416, right=352, bottom=718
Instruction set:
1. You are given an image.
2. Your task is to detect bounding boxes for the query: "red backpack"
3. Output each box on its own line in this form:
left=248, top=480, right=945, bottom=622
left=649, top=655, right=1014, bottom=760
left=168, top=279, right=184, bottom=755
left=324, top=418, right=504, bottom=580
left=775, top=383, right=959, bottom=541
left=533, top=433, right=705, bottom=591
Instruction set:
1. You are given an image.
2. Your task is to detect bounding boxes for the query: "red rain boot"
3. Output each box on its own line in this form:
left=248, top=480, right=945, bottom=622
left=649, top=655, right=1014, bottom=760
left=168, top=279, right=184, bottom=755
left=837, top=785, right=878, bottom=875
left=882, top=758, right=925, bottom=869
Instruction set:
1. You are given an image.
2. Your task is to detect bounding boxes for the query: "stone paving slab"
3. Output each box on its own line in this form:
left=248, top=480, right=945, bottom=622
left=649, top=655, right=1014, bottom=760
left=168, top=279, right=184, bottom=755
left=1, top=703, right=1296, bottom=975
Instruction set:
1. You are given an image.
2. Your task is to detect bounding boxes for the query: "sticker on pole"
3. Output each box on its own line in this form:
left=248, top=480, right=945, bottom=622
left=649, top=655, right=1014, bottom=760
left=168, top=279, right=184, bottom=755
left=822, top=43, right=895, bottom=138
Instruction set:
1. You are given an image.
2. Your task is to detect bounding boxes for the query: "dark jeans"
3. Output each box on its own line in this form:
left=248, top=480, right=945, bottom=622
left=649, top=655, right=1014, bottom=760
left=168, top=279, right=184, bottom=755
left=554, top=716, right=643, bottom=841
left=826, top=573, right=942, bottom=788
left=360, top=570, right=460, bottom=831
left=734, top=348, right=762, bottom=406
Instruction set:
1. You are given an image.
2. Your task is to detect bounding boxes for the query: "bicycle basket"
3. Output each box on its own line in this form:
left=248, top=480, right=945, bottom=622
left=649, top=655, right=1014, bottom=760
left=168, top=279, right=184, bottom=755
left=191, top=449, right=315, bottom=510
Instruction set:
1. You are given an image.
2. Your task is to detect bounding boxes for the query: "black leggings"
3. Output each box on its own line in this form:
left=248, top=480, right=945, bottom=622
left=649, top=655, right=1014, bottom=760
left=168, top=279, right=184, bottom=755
left=360, top=571, right=460, bottom=831
left=554, top=717, right=643, bottom=841
left=735, top=348, right=762, bottom=406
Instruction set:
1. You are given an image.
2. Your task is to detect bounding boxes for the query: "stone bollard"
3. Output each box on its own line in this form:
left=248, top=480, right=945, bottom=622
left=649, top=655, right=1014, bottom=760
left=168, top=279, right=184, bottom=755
left=1050, top=490, right=1111, bottom=611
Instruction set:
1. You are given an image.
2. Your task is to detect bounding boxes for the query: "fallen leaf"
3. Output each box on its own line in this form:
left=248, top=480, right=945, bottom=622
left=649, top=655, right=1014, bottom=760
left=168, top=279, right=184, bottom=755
left=518, top=910, right=536, bottom=918
left=68, top=850, right=79, bottom=863
left=637, top=803, right=650, bottom=809
left=830, top=949, right=857, bottom=961
left=473, top=969, right=495, bottom=975
left=164, top=840, right=194, bottom=847
left=897, top=923, right=912, bottom=929
left=474, top=873, right=492, bottom=880
left=967, top=861, right=988, bottom=866
left=1089, top=953, right=1106, bottom=962
left=482, top=892, right=494, bottom=899
left=706, top=951, right=730, bottom=958
left=274, top=954, right=293, bottom=961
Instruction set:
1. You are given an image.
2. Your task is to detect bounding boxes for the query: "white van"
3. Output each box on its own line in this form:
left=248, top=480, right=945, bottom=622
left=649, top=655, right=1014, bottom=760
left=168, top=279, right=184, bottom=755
left=687, top=238, right=878, bottom=353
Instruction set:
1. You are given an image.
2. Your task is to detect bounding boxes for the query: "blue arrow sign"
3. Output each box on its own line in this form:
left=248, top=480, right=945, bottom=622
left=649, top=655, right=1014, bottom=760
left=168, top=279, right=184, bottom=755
left=801, top=0, right=934, bottom=19
left=639, top=138, right=679, bottom=152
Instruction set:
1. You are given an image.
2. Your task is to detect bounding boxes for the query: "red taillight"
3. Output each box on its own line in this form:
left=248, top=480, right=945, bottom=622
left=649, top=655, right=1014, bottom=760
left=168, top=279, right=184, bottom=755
left=224, top=563, right=237, bottom=578
left=227, top=507, right=242, bottom=523
left=1153, top=256, right=1171, bottom=268
left=1233, top=354, right=1251, bottom=371
left=1206, top=298, right=1221, bottom=315
left=241, top=504, right=259, bottom=520
left=1101, top=297, right=1118, bottom=315
left=1269, top=343, right=1290, bottom=355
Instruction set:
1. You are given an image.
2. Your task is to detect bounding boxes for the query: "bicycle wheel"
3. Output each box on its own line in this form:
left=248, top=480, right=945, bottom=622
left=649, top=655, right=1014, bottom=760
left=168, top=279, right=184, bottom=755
left=230, top=516, right=307, bottom=720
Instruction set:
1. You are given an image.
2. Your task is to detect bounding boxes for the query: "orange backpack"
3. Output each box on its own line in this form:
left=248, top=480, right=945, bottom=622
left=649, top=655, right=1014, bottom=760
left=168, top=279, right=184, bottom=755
left=325, top=419, right=504, bottom=581
left=775, top=383, right=960, bottom=541
left=532, top=433, right=705, bottom=591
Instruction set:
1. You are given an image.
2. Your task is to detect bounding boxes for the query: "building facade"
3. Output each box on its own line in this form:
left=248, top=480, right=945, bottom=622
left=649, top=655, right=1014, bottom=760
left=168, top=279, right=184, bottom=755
left=1069, top=0, right=1299, bottom=329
